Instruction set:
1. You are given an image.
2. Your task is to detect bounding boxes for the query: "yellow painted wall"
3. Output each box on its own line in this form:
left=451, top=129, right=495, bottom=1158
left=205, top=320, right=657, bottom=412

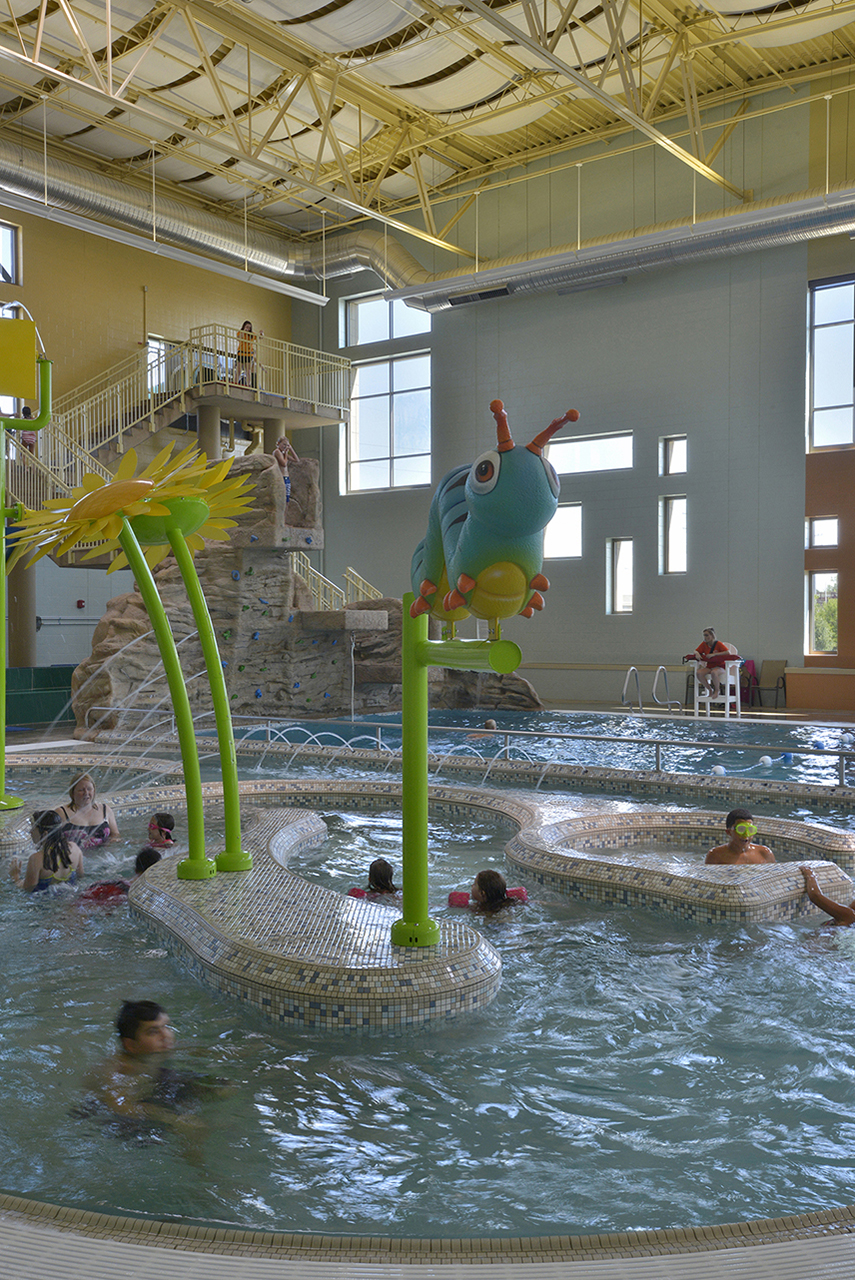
left=0, top=205, right=290, bottom=396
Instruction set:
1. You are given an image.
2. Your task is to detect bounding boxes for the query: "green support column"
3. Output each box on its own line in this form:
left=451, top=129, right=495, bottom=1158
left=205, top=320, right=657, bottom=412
left=392, top=594, right=522, bottom=948
left=166, top=519, right=250, bottom=871
left=391, top=596, right=439, bottom=947
left=118, top=517, right=214, bottom=879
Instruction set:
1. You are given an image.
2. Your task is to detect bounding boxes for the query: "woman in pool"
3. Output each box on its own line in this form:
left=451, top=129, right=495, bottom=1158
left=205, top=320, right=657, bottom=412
left=56, top=774, right=119, bottom=849
left=9, top=810, right=84, bottom=891
left=471, top=869, right=518, bottom=912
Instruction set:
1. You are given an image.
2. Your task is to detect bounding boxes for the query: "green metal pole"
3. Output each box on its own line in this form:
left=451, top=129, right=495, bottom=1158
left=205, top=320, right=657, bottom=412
left=391, top=593, right=439, bottom=947
left=0, top=358, right=52, bottom=811
left=118, top=517, right=214, bottom=878
left=166, top=521, right=250, bottom=871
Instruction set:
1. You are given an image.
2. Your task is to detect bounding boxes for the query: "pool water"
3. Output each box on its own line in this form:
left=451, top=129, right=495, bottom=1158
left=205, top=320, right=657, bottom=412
left=4, top=809, right=855, bottom=1238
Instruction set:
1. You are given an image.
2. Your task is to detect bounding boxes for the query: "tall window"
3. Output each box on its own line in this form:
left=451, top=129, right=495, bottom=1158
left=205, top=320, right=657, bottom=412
left=660, top=496, right=687, bottom=573
left=0, top=221, right=19, bottom=285
left=547, top=432, right=632, bottom=475
left=809, top=277, right=855, bottom=449
left=607, top=538, right=633, bottom=613
left=346, top=353, right=431, bottom=490
left=342, top=294, right=431, bottom=493
left=807, top=571, right=838, bottom=653
left=544, top=503, right=582, bottom=559
left=660, top=435, right=687, bottom=475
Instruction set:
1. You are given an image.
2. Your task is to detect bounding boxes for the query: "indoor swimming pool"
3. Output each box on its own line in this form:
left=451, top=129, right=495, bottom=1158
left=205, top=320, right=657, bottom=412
left=3, top=792, right=855, bottom=1241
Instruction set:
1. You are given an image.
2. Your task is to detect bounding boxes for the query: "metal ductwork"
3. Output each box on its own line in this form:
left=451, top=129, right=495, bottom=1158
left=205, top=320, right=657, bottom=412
left=2, top=136, right=855, bottom=309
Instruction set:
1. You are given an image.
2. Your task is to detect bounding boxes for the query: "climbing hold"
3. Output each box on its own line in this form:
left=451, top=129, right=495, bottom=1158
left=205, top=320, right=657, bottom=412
left=306, top=536, right=313, bottom=544
left=250, top=534, right=258, bottom=542
left=232, top=571, right=241, bottom=581
left=252, top=632, right=260, bottom=640
left=255, top=688, right=263, bottom=699
left=293, top=682, right=300, bottom=689
left=238, top=665, right=245, bottom=672
left=259, top=599, right=269, bottom=605
left=222, top=630, right=231, bottom=640
left=221, top=660, right=228, bottom=668
left=288, top=615, right=294, bottom=623
left=246, top=567, right=254, bottom=575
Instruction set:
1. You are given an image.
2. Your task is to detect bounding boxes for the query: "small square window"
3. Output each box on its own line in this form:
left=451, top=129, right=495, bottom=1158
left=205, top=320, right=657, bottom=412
left=660, top=435, right=687, bottom=475
left=806, top=517, right=838, bottom=548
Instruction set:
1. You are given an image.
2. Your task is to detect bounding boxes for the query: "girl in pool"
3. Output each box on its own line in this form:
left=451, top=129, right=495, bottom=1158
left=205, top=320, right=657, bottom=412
left=56, top=774, right=119, bottom=849
left=471, top=869, right=518, bottom=912
left=9, top=810, right=84, bottom=891
left=366, top=859, right=399, bottom=897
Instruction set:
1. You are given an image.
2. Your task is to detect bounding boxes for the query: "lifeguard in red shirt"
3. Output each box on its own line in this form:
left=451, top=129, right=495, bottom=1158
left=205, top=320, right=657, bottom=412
left=686, top=627, right=735, bottom=697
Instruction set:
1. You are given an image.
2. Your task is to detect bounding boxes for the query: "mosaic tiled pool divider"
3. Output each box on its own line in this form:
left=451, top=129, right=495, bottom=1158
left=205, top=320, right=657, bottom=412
left=3, top=766, right=853, bottom=927
left=130, top=804, right=503, bottom=1031
left=506, top=811, right=855, bottom=924
left=49, top=729, right=855, bottom=814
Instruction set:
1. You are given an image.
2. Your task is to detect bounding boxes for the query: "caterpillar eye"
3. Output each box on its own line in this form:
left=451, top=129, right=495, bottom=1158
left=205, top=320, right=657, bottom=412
left=541, top=455, right=560, bottom=498
left=469, top=450, right=500, bottom=493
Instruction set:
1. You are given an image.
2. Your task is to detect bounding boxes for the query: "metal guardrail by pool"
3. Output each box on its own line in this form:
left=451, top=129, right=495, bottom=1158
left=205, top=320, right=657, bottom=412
left=83, top=707, right=855, bottom=786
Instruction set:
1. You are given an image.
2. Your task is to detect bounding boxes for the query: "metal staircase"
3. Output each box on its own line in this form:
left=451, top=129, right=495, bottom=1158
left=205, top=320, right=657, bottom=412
left=5, top=325, right=353, bottom=566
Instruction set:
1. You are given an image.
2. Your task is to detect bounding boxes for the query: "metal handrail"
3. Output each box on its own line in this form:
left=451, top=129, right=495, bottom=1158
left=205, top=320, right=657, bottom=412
left=50, top=326, right=352, bottom=460
left=291, top=551, right=346, bottom=611
left=343, top=567, right=384, bottom=603
left=651, top=665, right=682, bottom=714
left=621, top=666, right=642, bottom=713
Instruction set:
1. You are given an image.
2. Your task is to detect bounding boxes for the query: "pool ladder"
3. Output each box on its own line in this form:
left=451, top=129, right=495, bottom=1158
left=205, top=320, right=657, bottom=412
left=621, top=666, right=682, bottom=714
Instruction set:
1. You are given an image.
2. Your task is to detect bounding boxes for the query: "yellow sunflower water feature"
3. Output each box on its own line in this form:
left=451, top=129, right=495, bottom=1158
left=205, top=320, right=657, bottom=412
left=8, top=444, right=256, bottom=877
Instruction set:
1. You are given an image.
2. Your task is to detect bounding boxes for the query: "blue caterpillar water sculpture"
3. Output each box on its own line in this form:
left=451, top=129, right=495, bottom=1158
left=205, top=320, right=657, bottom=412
left=410, top=398, right=579, bottom=625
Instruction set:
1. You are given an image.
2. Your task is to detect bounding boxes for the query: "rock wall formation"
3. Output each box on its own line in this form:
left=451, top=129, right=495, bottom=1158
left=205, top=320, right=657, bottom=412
left=72, top=452, right=542, bottom=737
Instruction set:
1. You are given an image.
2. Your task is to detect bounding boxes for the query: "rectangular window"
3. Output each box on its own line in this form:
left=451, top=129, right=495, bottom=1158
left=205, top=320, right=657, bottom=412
left=660, top=496, right=687, bottom=573
left=0, top=221, right=19, bottom=285
left=809, top=277, right=855, bottom=449
left=345, top=353, right=431, bottom=491
left=806, top=517, right=838, bottom=548
left=607, top=538, right=633, bottom=613
left=660, top=435, right=687, bottom=475
left=547, top=432, right=632, bottom=475
left=345, top=295, right=431, bottom=347
left=806, top=571, right=838, bottom=653
left=544, top=503, right=582, bottom=559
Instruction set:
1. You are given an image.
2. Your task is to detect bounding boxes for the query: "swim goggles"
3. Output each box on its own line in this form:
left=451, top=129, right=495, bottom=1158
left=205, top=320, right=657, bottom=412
left=733, top=821, right=757, bottom=839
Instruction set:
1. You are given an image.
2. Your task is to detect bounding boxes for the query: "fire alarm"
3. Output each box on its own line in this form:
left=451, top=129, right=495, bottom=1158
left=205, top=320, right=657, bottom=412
left=76, top=600, right=85, bottom=609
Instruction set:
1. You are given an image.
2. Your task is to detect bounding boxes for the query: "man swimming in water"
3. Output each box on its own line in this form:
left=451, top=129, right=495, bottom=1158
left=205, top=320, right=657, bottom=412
left=705, top=810, right=776, bottom=865
left=81, top=1001, right=208, bottom=1157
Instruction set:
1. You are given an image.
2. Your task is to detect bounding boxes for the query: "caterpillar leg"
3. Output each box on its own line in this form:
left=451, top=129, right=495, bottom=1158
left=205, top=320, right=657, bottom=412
left=443, top=571, right=477, bottom=612
left=409, top=578, right=437, bottom=618
left=529, top=573, right=550, bottom=592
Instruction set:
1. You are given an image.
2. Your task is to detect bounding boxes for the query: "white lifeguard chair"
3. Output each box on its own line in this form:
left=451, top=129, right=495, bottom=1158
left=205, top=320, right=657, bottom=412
left=687, top=654, right=743, bottom=719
